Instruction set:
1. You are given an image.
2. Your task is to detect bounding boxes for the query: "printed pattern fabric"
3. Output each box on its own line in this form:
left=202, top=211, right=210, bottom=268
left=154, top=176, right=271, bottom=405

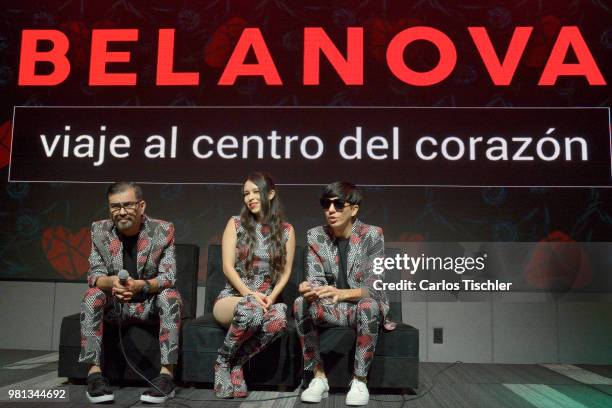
left=79, top=215, right=181, bottom=365
left=293, top=296, right=380, bottom=377
left=215, top=295, right=288, bottom=397
left=79, top=287, right=182, bottom=365
left=87, top=215, right=177, bottom=290
left=306, top=219, right=396, bottom=330
left=216, top=216, right=292, bottom=300
left=214, top=216, right=292, bottom=397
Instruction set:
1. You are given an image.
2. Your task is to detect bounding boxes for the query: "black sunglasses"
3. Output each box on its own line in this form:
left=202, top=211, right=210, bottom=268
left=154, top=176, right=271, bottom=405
left=320, top=198, right=351, bottom=210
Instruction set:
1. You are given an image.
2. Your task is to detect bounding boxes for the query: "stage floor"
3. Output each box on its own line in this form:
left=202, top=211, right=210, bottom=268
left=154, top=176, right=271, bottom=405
left=0, top=349, right=611, bottom=407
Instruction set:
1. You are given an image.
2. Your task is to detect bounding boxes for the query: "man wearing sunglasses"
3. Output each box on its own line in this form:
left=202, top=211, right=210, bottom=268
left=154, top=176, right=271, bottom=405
left=294, top=181, right=395, bottom=406
left=78, top=182, right=181, bottom=404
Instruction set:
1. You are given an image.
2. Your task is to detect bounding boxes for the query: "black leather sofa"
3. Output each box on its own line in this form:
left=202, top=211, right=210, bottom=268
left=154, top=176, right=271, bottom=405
left=181, top=244, right=419, bottom=390
left=57, top=243, right=199, bottom=381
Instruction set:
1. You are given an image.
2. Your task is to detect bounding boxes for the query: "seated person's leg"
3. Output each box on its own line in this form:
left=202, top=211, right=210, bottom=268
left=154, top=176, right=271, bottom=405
left=297, top=297, right=358, bottom=403
left=345, top=298, right=381, bottom=406
left=79, top=287, right=108, bottom=369
left=293, top=296, right=323, bottom=375
left=213, top=296, right=242, bottom=328
left=213, top=295, right=266, bottom=398
left=79, top=287, right=114, bottom=404
left=235, top=303, right=288, bottom=363
left=139, top=288, right=182, bottom=404
left=155, top=288, right=182, bottom=373
left=299, top=298, right=380, bottom=405
left=351, top=298, right=381, bottom=379
left=231, top=302, right=288, bottom=397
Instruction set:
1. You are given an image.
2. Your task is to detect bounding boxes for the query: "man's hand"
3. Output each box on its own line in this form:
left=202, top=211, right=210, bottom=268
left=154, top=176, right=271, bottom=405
left=298, top=281, right=319, bottom=302
left=316, top=286, right=344, bottom=303
left=122, top=278, right=145, bottom=302
left=111, top=276, right=132, bottom=302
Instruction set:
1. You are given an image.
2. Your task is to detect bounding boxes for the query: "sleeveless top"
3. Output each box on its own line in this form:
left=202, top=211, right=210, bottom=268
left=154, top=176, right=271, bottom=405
left=216, top=215, right=292, bottom=300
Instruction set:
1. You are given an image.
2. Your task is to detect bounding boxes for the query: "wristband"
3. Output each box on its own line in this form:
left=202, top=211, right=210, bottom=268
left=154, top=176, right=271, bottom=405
left=141, top=280, right=151, bottom=296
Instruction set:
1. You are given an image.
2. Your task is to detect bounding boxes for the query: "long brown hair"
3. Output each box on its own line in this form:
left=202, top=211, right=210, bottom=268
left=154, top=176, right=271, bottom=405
left=239, top=172, right=287, bottom=283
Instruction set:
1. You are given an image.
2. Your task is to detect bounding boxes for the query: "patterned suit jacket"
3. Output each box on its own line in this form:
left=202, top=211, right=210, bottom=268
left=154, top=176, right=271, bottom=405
left=87, top=215, right=176, bottom=290
left=306, top=219, right=396, bottom=330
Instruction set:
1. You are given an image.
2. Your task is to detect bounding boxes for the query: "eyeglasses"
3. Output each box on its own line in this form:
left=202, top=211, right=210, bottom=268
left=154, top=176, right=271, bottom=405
left=109, top=201, right=141, bottom=212
left=320, top=198, right=351, bottom=211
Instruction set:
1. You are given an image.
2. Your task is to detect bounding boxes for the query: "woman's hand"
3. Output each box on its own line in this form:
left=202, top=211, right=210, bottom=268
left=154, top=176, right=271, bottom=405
left=267, top=293, right=278, bottom=305
left=250, top=291, right=270, bottom=311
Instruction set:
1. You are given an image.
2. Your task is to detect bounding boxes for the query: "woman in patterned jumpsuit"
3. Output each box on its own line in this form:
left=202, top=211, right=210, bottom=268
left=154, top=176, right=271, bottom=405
left=212, top=172, right=295, bottom=398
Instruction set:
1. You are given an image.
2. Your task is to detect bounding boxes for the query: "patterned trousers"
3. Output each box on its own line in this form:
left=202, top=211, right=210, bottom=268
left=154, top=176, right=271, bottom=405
left=215, top=295, right=287, bottom=395
left=79, top=287, right=182, bottom=366
left=293, top=296, right=381, bottom=378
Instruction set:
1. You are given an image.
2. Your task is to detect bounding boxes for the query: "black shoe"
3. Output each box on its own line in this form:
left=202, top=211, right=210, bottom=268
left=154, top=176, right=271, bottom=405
left=140, top=374, right=176, bottom=404
left=86, top=372, right=115, bottom=404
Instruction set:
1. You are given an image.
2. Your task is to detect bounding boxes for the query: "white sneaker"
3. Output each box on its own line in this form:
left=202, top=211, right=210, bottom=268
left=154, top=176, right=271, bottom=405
left=300, top=377, right=329, bottom=403
left=345, top=378, right=369, bottom=406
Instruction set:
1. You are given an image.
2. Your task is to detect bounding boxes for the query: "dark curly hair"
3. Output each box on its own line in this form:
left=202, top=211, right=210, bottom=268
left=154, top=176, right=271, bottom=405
left=239, top=172, right=287, bottom=283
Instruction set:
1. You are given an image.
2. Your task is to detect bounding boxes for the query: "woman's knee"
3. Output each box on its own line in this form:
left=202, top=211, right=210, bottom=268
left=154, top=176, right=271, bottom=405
left=235, top=294, right=265, bottom=325
left=213, top=297, right=241, bottom=327
left=266, top=315, right=287, bottom=334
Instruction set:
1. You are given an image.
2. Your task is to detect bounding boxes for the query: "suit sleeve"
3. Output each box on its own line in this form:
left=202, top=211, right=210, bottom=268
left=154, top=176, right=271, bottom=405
left=87, top=224, right=108, bottom=288
left=306, top=230, right=326, bottom=282
left=361, top=228, right=385, bottom=299
left=156, top=223, right=177, bottom=289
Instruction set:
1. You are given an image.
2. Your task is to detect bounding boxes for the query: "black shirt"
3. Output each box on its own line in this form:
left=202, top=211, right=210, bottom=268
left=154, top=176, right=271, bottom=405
left=335, top=238, right=350, bottom=289
left=121, top=233, right=139, bottom=280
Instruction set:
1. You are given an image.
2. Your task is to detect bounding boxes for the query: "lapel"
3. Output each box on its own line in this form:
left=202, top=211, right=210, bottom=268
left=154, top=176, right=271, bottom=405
left=101, top=222, right=123, bottom=275
left=346, top=219, right=361, bottom=278
left=136, top=215, right=152, bottom=276
left=322, top=225, right=340, bottom=280
left=323, top=219, right=362, bottom=281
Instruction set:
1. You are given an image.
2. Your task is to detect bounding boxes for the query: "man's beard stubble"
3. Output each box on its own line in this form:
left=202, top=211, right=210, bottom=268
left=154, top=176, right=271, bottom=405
left=114, top=217, right=134, bottom=232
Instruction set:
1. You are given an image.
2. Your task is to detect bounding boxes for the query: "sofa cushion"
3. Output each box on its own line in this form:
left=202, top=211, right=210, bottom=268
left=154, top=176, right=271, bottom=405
left=182, top=313, right=300, bottom=355
left=318, top=323, right=418, bottom=357
left=58, top=313, right=163, bottom=381
left=181, top=312, right=301, bottom=385
left=175, top=243, right=200, bottom=318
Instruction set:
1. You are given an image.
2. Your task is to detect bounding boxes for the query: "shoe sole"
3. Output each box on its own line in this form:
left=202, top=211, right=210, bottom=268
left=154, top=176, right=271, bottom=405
left=86, top=392, right=115, bottom=404
left=140, top=389, right=175, bottom=404
left=300, top=391, right=328, bottom=403
left=346, top=398, right=369, bottom=406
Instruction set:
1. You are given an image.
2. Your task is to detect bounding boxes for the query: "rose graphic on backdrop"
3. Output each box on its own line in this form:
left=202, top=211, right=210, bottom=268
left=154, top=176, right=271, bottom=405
left=364, top=17, right=421, bottom=62
left=524, top=15, right=563, bottom=68
left=204, top=17, right=249, bottom=68
left=41, top=226, right=91, bottom=280
left=59, top=21, right=91, bottom=71
left=0, top=120, right=12, bottom=169
left=525, top=230, right=592, bottom=291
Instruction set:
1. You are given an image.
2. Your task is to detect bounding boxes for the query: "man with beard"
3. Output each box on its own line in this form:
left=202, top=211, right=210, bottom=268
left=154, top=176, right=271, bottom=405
left=79, top=182, right=181, bottom=404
